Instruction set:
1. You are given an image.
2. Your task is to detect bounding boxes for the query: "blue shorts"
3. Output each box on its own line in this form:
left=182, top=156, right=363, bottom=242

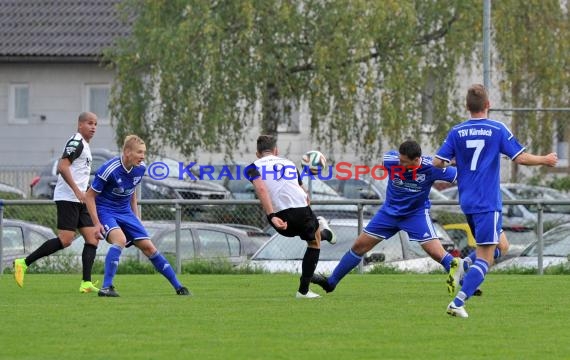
left=98, top=209, right=149, bottom=243
left=466, top=211, right=501, bottom=245
left=363, top=209, right=438, bottom=242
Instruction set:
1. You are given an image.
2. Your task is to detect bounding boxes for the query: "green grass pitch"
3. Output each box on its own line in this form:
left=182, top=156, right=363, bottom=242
left=1, top=274, right=570, bottom=359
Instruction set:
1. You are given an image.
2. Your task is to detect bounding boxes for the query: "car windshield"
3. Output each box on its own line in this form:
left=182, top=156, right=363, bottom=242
left=522, top=226, right=570, bottom=257
left=503, top=227, right=536, bottom=246
left=151, top=157, right=186, bottom=179
left=325, top=178, right=383, bottom=200
left=253, top=223, right=417, bottom=262
left=506, top=186, right=570, bottom=214
left=304, top=177, right=342, bottom=198
left=253, top=224, right=360, bottom=261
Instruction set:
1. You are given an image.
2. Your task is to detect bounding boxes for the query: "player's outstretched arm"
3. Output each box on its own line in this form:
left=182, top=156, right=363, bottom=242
left=514, top=152, right=558, bottom=167
left=432, top=157, right=448, bottom=168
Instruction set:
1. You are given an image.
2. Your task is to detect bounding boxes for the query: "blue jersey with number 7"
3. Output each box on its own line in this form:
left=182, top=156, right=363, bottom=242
left=435, top=118, right=525, bottom=214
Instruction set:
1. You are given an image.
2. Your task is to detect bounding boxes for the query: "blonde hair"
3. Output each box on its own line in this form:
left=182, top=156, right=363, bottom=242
left=123, top=134, right=145, bottom=151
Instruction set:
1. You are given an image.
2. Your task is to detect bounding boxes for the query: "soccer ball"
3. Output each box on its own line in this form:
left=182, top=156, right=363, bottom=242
left=301, top=150, right=327, bottom=175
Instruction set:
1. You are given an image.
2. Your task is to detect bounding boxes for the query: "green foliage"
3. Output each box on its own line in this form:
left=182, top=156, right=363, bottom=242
left=116, top=259, right=157, bottom=274
left=181, top=258, right=266, bottom=274
left=3, top=204, right=58, bottom=232
left=548, top=176, right=570, bottom=192
left=106, top=1, right=569, bottom=162
left=492, top=263, right=570, bottom=275
left=106, top=0, right=485, bottom=161
left=493, top=0, right=570, bottom=155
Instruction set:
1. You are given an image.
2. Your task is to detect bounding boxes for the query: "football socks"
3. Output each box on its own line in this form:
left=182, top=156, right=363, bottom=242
left=440, top=253, right=454, bottom=272
left=298, top=247, right=320, bottom=294
left=81, top=243, right=97, bottom=282
left=453, top=258, right=489, bottom=307
left=24, top=237, right=64, bottom=266
left=149, top=251, right=182, bottom=290
left=103, top=244, right=122, bottom=288
left=328, top=249, right=362, bottom=287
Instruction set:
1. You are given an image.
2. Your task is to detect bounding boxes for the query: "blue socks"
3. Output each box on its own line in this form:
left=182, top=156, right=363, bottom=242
left=103, top=244, right=122, bottom=288
left=328, top=249, right=362, bottom=287
left=440, top=253, right=454, bottom=272
left=149, top=251, right=182, bottom=290
left=453, top=258, right=489, bottom=307
left=103, top=247, right=182, bottom=291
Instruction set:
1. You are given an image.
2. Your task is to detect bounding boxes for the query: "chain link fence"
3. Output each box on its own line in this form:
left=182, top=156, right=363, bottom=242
left=1, top=198, right=569, bottom=275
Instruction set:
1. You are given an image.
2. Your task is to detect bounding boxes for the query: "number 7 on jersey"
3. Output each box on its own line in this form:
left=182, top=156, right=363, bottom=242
left=466, top=139, right=485, bottom=170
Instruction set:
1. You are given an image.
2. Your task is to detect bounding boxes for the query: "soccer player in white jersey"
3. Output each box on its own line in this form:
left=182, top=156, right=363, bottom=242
left=434, top=84, right=557, bottom=318
left=85, top=135, right=190, bottom=297
left=311, top=140, right=461, bottom=295
left=246, top=135, right=336, bottom=299
left=13, top=112, right=101, bottom=293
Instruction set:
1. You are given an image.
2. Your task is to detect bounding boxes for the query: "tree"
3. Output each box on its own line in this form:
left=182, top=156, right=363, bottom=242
left=106, top=0, right=567, bottom=164
left=492, top=0, right=569, bottom=181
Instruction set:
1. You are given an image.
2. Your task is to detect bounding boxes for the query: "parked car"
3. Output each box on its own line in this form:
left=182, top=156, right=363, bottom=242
left=443, top=223, right=536, bottom=261
left=326, top=176, right=450, bottom=214
left=30, top=149, right=231, bottom=214
left=1, top=219, right=56, bottom=272
left=494, top=223, right=570, bottom=270
left=247, top=218, right=458, bottom=274
left=204, top=163, right=374, bottom=219
left=440, top=184, right=570, bottom=230
left=70, top=221, right=271, bottom=265
left=222, top=223, right=273, bottom=237
left=0, top=182, right=26, bottom=199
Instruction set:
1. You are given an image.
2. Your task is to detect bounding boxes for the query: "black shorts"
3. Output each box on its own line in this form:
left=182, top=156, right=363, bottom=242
left=271, top=206, right=319, bottom=241
left=56, top=201, right=94, bottom=231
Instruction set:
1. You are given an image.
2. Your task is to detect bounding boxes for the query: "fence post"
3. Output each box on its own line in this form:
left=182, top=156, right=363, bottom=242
left=357, top=203, right=364, bottom=274
left=536, top=202, right=544, bottom=275
left=0, top=199, right=3, bottom=276
left=175, top=202, right=182, bottom=274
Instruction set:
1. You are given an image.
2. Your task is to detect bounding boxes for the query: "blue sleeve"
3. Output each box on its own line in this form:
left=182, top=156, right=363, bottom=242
left=499, top=124, right=526, bottom=160
left=90, top=162, right=109, bottom=193
left=436, top=131, right=456, bottom=163
left=383, top=150, right=400, bottom=168
left=433, top=166, right=457, bottom=183
left=91, top=173, right=106, bottom=193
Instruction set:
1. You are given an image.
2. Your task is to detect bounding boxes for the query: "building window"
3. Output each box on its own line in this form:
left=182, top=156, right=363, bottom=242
left=9, top=84, right=30, bottom=124
left=84, top=84, right=110, bottom=123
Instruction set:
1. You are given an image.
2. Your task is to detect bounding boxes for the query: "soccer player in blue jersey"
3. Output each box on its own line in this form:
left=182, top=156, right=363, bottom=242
left=84, top=135, right=190, bottom=297
left=434, top=84, right=557, bottom=318
left=311, top=140, right=460, bottom=294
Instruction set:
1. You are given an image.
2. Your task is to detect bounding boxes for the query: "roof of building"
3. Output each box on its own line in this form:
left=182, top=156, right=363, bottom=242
left=0, top=0, right=131, bottom=60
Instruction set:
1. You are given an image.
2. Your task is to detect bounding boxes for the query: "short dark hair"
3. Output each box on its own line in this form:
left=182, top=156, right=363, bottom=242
left=78, top=111, right=96, bottom=123
left=257, top=135, right=277, bottom=153
left=399, top=140, right=421, bottom=159
left=466, top=84, right=489, bottom=113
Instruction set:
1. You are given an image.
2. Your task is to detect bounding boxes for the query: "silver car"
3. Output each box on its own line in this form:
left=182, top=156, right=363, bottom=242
left=441, top=184, right=570, bottom=229
left=494, top=223, right=570, bottom=270
left=247, top=218, right=457, bottom=274
left=1, top=219, right=56, bottom=272
left=70, top=221, right=271, bottom=266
